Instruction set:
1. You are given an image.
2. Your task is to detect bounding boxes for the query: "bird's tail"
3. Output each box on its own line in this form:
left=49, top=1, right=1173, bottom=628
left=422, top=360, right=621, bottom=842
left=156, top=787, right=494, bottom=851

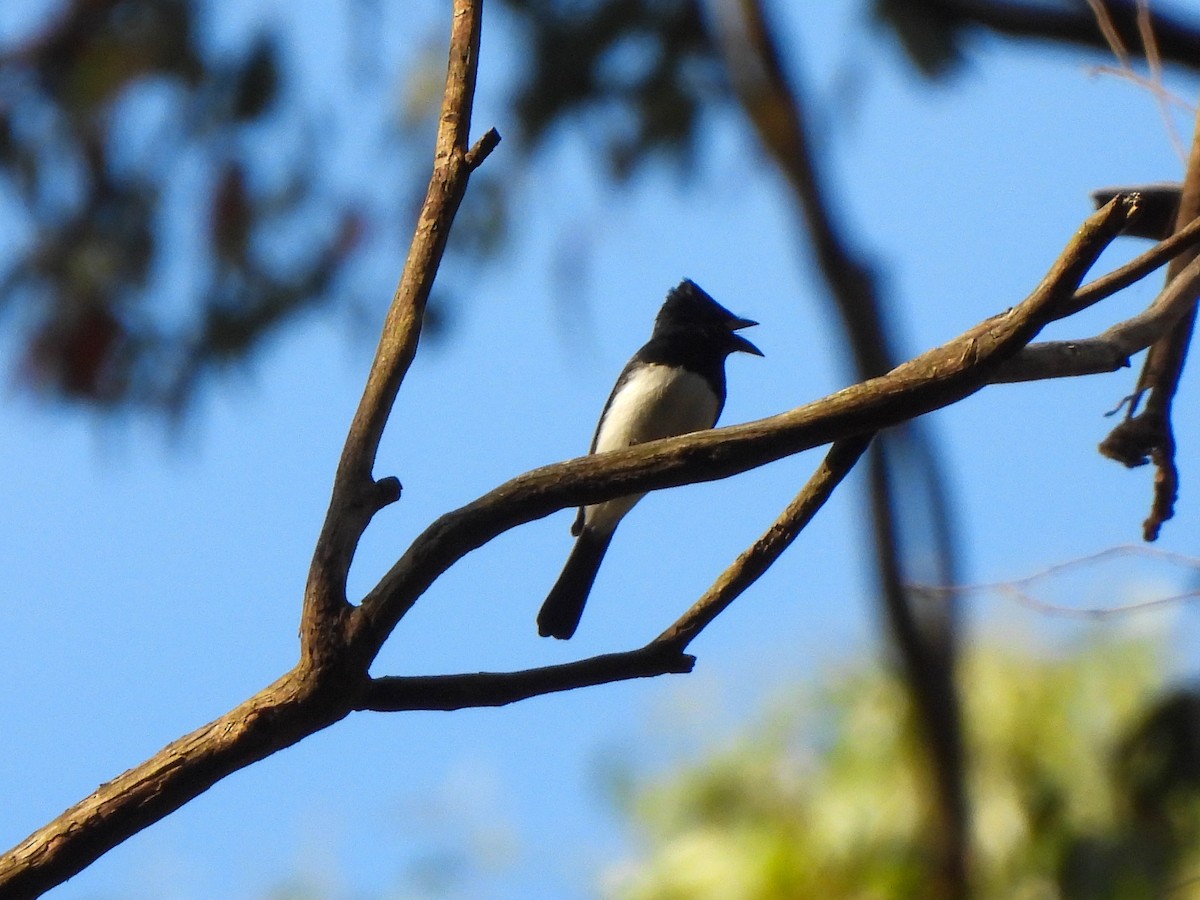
left=537, top=530, right=613, bottom=639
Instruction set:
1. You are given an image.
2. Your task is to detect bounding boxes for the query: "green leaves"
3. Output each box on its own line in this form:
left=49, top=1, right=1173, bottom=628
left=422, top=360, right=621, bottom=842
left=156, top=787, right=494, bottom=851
left=609, top=639, right=1200, bottom=899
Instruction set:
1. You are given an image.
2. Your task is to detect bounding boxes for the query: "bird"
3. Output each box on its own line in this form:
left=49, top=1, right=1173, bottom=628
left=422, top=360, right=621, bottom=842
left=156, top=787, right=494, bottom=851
left=537, top=279, right=763, bottom=640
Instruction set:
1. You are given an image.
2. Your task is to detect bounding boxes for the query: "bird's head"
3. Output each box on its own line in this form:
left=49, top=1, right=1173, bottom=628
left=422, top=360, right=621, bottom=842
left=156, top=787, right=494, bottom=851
left=657, top=279, right=763, bottom=357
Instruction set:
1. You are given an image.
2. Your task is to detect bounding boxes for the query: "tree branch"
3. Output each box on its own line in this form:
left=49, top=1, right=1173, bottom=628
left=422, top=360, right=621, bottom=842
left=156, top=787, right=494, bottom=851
left=301, top=0, right=497, bottom=665
left=999, top=251, right=1200, bottom=383
left=360, top=437, right=877, bottom=713
left=362, top=437, right=878, bottom=711
left=0, top=187, right=1169, bottom=897
left=0, top=2, right=496, bottom=894
left=0, top=670, right=344, bottom=899
left=359, top=645, right=695, bottom=712
left=913, top=0, right=1200, bottom=73
left=659, top=434, right=875, bottom=648
left=5, top=0, right=1188, bottom=892
left=1052, top=212, right=1200, bottom=322
left=1101, top=101, right=1200, bottom=540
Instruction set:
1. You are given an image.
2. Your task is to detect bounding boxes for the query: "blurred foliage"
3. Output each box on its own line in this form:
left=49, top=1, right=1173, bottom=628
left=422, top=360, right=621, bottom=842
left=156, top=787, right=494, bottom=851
left=604, top=638, right=1200, bottom=899
left=0, top=0, right=368, bottom=413
left=3, top=1, right=1200, bottom=415
left=500, top=0, right=726, bottom=180
left=873, top=0, right=964, bottom=77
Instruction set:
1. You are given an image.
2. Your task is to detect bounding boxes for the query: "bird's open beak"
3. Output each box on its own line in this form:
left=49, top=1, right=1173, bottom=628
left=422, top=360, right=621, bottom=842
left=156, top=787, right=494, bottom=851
left=725, top=315, right=762, bottom=355
left=729, top=330, right=763, bottom=357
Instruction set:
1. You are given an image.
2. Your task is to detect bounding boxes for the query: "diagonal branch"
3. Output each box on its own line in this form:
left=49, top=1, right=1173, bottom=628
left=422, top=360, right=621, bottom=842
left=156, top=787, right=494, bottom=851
left=301, top=2, right=498, bottom=662
left=0, top=670, right=345, bottom=899
left=659, top=434, right=875, bottom=649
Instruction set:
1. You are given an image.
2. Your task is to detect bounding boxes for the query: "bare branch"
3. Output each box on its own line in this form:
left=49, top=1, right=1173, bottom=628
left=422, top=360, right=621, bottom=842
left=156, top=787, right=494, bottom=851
left=301, top=0, right=497, bottom=659
left=466, top=126, right=502, bottom=170
left=1084, top=0, right=1131, bottom=65
left=1053, top=212, right=1200, bottom=321
left=996, top=250, right=1200, bottom=383
left=358, top=645, right=695, bottom=712
left=358, top=439, right=874, bottom=713
left=0, top=670, right=344, bottom=899
left=918, top=544, right=1200, bottom=619
left=361, top=439, right=878, bottom=712
left=9, top=1, right=1200, bottom=892
left=0, top=1, right=495, bottom=893
left=1101, top=101, right=1200, bottom=540
left=658, top=435, right=874, bottom=649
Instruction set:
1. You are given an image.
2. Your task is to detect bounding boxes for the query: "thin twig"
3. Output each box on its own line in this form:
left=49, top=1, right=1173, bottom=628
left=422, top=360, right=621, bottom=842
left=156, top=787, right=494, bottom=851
left=657, top=435, right=874, bottom=649
left=1136, top=0, right=1190, bottom=160
left=1089, top=65, right=1193, bottom=114
left=917, top=544, right=1200, bottom=620
left=1085, top=0, right=1131, bottom=65
left=1059, top=211, right=1200, bottom=320
left=993, top=585, right=1198, bottom=620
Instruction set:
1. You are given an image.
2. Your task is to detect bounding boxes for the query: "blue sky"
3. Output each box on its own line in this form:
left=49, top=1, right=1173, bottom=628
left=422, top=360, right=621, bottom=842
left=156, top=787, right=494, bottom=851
left=4, top=3, right=1200, bottom=898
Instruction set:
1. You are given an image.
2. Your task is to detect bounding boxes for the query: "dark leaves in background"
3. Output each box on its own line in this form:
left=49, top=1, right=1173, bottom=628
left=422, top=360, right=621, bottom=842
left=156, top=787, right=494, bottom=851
left=872, top=0, right=966, bottom=78
left=5, top=0, right=1200, bottom=415
left=230, top=37, right=279, bottom=122
left=1057, top=688, right=1200, bottom=897
left=0, top=0, right=356, bottom=415
left=501, top=0, right=727, bottom=180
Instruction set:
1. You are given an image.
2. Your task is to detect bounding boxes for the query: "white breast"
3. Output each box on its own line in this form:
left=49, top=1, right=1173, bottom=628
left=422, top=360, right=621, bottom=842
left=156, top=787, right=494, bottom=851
left=595, top=364, right=718, bottom=452
left=584, top=364, right=719, bottom=533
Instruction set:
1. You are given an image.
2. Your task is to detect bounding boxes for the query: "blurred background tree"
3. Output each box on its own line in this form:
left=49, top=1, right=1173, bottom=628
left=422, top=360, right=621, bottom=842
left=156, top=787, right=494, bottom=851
left=0, top=0, right=730, bottom=413
left=603, top=636, right=1200, bottom=899
left=7, top=0, right=1200, bottom=414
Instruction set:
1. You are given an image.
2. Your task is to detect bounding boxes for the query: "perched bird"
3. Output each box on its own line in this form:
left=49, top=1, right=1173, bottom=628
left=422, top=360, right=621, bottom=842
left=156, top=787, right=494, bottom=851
left=537, top=279, right=763, bottom=640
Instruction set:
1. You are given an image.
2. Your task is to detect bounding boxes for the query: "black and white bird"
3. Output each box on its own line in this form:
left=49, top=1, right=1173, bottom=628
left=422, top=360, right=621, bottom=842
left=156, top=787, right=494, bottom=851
left=537, top=279, right=763, bottom=640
